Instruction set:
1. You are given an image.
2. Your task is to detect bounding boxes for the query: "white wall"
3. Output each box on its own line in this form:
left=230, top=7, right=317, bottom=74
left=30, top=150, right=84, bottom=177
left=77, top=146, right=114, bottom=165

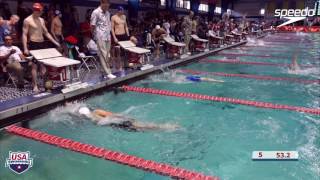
left=4, top=0, right=128, bottom=22
left=232, top=0, right=266, bottom=17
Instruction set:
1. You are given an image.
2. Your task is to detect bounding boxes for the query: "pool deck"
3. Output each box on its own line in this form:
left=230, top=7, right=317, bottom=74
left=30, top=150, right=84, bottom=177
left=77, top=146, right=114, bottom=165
left=0, top=39, right=251, bottom=127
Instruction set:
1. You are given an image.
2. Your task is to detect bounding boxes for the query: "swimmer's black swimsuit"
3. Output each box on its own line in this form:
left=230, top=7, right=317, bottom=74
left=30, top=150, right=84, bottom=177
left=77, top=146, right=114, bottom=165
left=110, top=121, right=138, bottom=132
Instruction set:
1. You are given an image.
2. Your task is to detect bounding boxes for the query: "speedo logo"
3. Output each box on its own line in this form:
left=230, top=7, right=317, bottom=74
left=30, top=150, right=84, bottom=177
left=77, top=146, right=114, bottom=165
left=275, top=1, right=320, bottom=27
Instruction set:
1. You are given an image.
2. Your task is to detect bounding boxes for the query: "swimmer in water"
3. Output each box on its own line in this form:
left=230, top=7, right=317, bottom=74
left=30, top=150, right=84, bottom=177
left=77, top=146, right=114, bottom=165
left=186, top=75, right=224, bottom=83
left=77, top=107, right=179, bottom=132
left=289, top=53, right=300, bottom=71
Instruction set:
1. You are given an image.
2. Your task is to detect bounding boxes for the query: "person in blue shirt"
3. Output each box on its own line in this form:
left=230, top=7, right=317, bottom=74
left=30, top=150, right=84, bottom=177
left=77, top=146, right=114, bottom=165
left=0, top=16, right=7, bottom=46
left=186, top=75, right=224, bottom=83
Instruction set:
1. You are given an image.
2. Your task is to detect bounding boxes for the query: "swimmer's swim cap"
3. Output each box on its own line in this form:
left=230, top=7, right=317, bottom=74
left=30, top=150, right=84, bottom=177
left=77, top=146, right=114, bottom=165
left=79, top=107, right=91, bottom=116
left=33, top=3, right=43, bottom=11
left=186, top=75, right=201, bottom=82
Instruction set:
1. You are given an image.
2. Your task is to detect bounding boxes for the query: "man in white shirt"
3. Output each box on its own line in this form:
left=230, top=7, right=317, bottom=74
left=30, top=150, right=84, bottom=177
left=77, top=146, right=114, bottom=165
left=0, top=35, right=25, bottom=88
left=91, top=0, right=116, bottom=79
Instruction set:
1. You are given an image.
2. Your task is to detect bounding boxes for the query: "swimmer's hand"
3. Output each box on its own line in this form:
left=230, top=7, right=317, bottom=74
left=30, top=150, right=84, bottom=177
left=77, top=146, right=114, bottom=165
left=10, top=49, right=16, bottom=54
left=24, top=49, right=30, bottom=56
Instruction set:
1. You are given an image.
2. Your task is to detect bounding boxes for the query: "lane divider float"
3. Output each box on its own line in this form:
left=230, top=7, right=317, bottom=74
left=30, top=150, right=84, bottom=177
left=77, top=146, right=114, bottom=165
left=216, top=53, right=319, bottom=62
left=178, top=69, right=319, bottom=84
left=5, top=125, right=218, bottom=180
left=243, top=45, right=312, bottom=50
left=217, top=53, right=288, bottom=59
left=201, top=59, right=315, bottom=68
left=121, top=86, right=320, bottom=115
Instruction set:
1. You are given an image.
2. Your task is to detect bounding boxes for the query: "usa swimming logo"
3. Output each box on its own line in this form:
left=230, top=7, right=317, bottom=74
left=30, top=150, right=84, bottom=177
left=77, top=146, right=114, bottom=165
left=275, top=0, right=320, bottom=27
left=5, top=151, right=33, bottom=174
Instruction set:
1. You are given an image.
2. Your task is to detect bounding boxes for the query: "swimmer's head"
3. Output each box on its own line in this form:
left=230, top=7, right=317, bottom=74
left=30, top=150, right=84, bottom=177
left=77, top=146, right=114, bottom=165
left=78, top=107, right=91, bottom=116
left=55, top=10, right=62, bottom=18
left=33, top=3, right=43, bottom=17
left=117, top=6, right=124, bottom=12
left=155, top=25, right=161, bottom=30
left=33, top=3, right=43, bottom=11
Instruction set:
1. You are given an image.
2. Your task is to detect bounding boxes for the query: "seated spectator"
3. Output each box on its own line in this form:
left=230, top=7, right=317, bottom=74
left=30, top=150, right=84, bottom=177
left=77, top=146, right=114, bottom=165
left=0, top=35, right=25, bottom=89
left=0, top=16, right=6, bottom=46
left=64, top=35, right=78, bottom=59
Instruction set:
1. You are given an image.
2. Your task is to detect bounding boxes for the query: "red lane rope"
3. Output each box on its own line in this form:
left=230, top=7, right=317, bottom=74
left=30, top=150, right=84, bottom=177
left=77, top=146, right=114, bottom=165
left=217, top=53, right=319, bottom=62
left=244, top=45, right=311, bottom=50
left=217, top=53, right=288, bottom=59
left=233, top=48, right=289, bottom=53
left=201, top=59, right=315, bottom=68
left=178, top=69, right=320, bottom=85
left=263, top=40, right=313, bottom=43
left=233, top=48, right=320, bottom=57
left=5, top=125, right=218, bottom=180
left=263, top=39, right=313, bottom=42
left=121, top=86, right=320, bottom=115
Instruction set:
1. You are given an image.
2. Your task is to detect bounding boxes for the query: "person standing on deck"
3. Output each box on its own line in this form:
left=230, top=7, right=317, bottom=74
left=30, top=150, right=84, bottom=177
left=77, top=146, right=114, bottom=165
left=22, top=3, right=60, bottom=92
left=91, top=0, right=116, bottom=79
left=111, top=6, right=130, bottom=72
left=182, top=11, right=194, bottom=54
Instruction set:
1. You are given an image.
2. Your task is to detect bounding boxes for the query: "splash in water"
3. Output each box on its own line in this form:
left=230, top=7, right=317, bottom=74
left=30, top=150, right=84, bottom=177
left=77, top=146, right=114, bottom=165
left=287, top=67, right=320, bottom=78
left=246, top=37, right=265, bottom=46
left=297, top=117, right=320, bottom=178
left=146, top=70, right=191, bottom=84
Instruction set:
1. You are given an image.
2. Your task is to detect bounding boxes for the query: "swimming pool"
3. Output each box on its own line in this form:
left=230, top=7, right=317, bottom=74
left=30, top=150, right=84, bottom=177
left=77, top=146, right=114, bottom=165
left=1, top=33, right=319, bottom=180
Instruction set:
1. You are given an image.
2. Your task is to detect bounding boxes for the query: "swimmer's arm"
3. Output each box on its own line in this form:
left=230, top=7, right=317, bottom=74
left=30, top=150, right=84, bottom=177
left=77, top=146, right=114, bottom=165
left=201, top=77, right=224, bottom=83
left=22, top=19, right=29, bottom=54
left=42, top=20, right=60, bottom=47
left=132, top=122, right=180, bottom=131
left=131, top=122, right=161, bottom=131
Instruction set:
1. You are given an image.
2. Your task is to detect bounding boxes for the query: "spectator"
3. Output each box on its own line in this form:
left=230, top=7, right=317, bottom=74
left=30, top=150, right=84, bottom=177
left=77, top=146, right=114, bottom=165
left=151, top=25, right=167, bottom=59
left=22, top=3, right=61, bottom=92
left=91, top=0, right=116, bottom=79
left=1, top=15, right=20, bottom=41
left=182, top=11, right=194, bottom=54
left=17, top=0, right=31, bottom=39
left=51, top=10, right=64, bottom=44
left=0, top=16, right=6, bottom=46
left=0, top=35, right=25, bottom=89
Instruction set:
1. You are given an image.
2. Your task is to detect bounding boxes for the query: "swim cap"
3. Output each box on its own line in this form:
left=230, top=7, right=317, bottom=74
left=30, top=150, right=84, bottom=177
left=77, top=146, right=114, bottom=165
left=117, top=6, right=124, bottom=11
left=33, top=3, right=43, bottom=11
left=55, top=10, right=61, bottom=16
left=78, top=107, right=91, bottom=116
left=186, top=75, right=201, bottom=82
left=155, top=25, right=161, bottom=30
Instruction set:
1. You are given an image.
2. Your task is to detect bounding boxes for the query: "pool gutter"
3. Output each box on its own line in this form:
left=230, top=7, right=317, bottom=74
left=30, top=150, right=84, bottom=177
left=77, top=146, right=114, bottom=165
left=0, top=40, right=248, bottom=127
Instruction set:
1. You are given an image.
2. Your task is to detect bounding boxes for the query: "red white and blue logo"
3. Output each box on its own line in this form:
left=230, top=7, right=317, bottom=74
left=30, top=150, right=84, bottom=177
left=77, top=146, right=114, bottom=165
left=5, top=151, right=33, bottom=174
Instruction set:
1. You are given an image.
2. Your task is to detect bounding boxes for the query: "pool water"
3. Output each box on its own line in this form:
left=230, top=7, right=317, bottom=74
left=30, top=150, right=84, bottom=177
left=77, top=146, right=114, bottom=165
left=1, top=33, right=319, bottom=180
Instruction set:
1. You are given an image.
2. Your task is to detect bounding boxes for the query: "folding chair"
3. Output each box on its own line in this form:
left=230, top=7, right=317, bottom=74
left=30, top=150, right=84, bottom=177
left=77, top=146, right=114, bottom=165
left=75, top=46, right=98, bottom=72
left=6, top=71, right=17, bottom=87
